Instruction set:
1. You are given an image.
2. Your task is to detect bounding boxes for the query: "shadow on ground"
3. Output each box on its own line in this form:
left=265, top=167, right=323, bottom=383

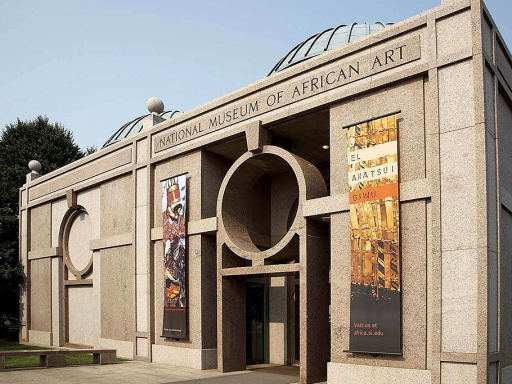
left=173, top=365, right=300, bottom=384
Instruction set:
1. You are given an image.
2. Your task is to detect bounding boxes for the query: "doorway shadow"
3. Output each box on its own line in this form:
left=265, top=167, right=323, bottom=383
left=247, top=364, right=299, bottom=377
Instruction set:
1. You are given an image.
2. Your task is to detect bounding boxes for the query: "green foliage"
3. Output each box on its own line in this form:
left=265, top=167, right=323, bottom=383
left=85, top=145, right=97, bottom=155
left=0, top=116, right=88, bottom=319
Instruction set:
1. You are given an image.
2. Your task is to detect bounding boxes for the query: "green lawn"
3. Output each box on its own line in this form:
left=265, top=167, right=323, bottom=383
left=5, top=353, right=95, bottom=368
left=0, top=341, right=51, bottom=351
left=0, top=341, right=127, bottom=369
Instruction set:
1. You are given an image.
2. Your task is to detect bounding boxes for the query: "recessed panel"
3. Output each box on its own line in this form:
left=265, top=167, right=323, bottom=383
left=67, top=212, right=93, bottom=272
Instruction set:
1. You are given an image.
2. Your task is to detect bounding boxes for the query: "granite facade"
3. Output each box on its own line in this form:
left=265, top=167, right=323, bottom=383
left=18, top=0, right=512, bottom=382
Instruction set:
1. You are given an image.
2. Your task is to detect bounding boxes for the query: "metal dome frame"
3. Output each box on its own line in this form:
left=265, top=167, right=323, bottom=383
left=102, top=110, right=181, bottom=148
left=268, top=22, right=392, bottom=76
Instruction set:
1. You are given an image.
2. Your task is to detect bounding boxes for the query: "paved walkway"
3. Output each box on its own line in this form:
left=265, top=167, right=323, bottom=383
left=0, top=361, right=312, bottom=384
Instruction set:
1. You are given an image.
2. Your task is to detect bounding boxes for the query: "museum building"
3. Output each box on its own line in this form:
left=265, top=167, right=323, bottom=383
left=18, top=0, right=512, bottom=382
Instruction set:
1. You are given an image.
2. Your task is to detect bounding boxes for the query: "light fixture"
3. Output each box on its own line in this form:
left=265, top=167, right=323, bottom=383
left=322, top=145, right=329, bottom=149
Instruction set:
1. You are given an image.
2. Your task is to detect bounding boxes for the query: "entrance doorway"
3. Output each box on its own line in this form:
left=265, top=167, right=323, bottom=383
left=294, top=283, right=300, bottom=363
left=217, top=145, right=330, bottom=382
left=245, top=275, right=302, bottom=367
left=246, top=281, right=267, bottom=365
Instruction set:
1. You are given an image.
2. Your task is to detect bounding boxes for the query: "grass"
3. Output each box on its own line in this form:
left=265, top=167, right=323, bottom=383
left=5, top=353, right=95, bottom=368
left=0, top=341, right=53, bottom=368
left=6, top=356, right=41, bottom=368
left=0, top=341, right=128, bottom=369
left=0, top=340, right=51, bottom=351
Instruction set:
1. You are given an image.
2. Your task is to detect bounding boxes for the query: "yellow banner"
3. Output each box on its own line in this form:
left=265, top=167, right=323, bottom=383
left=347, top=114, right=400, bottom=293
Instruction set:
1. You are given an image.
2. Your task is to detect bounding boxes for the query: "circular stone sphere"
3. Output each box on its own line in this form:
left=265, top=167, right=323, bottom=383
left=28, top=160, right=42, bottom=173
left=146, top=97, right=164, bottom=114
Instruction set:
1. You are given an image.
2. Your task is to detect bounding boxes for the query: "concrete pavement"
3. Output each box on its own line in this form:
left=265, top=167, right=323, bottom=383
left=0, top=361, right=309, bottom=384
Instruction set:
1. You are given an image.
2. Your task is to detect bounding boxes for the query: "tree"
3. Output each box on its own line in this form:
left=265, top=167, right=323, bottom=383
left=0, top=116, right=89, bottom=319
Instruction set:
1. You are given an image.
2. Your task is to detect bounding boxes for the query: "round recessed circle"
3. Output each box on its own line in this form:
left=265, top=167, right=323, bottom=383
left=221, top=152, right=299, bottom=254
left=67, top=211, right=94, bottom=272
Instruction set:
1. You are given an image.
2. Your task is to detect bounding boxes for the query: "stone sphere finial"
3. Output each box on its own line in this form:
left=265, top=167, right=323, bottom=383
left=28, top=160, right=42, bottom=173
left=147, top=97, right=164, bottom=114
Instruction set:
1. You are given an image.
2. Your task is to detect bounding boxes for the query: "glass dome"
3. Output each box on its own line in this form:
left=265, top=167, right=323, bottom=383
left=102, top=110, right=181, bottom=148
left=268, top=22, right=393, bottom=76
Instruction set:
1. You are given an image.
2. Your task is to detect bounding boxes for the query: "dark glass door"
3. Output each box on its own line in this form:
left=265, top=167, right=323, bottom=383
left=295, top=283, right=300, bottom=362
left=246, top=282, right=265, bottom=365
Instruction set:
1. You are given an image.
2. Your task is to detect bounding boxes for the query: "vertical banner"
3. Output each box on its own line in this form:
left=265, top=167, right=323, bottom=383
left=162, top=174, right=187, bottom=339
left=347, top=115, right=401, bottom=354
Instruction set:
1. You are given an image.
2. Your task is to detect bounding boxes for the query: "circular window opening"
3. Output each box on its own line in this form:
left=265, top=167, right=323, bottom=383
left=221, top=153, right=299, bottom=253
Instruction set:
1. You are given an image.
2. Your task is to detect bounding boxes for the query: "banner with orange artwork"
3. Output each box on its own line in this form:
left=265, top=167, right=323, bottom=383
left=162, top=174, right=187, bottom=339
left=347, top=115, right=401, bottom=354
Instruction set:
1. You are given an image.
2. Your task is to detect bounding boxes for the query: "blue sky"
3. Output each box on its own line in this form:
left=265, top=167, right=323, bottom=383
left=1, top=0, right=510, bottom=151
